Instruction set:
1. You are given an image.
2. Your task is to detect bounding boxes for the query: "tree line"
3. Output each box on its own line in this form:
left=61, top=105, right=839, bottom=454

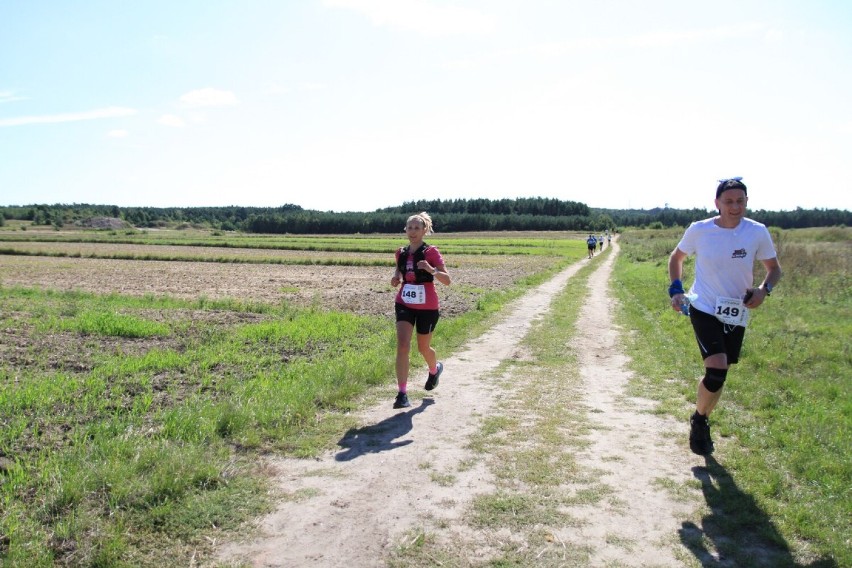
left=1, top=199, right=849, bottom=234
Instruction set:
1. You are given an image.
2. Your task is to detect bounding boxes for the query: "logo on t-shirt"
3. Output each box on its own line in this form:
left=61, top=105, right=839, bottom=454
left=731, top=248, right=747, bottom=259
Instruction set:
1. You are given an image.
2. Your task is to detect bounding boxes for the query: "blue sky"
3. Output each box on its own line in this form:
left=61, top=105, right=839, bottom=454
left=1, top=1, right=850, bottom=213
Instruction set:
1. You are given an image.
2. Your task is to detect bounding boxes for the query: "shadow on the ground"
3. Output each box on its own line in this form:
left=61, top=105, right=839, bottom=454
left=334, top=398, right=434, bottom=462
left=679, top=456, right=837, bottom=568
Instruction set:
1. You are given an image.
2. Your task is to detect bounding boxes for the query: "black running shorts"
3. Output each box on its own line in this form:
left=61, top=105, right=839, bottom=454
left=395, top=303, right=440, bottom=335
left=689, top=307, right=746, bottom=364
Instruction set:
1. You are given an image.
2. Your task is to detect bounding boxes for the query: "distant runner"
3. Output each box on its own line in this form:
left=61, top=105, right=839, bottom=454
left=586, top=234, right=597, bottom=259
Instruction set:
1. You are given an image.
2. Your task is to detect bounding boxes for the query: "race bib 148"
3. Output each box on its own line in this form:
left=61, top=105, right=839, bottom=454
left=401, top=284, right=426, bottom=305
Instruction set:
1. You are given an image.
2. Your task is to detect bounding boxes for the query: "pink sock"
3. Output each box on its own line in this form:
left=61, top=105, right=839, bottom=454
left=399, top=383, right=407, bottom=393
left=429, top=366, right=437, bottom=375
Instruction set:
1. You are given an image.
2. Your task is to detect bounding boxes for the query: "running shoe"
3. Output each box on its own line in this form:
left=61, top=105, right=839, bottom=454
left=425, top=362, right=443, bottom=391
left=689, top=412, right=714, bottom=455
left=393, top=392, right=410, bottom=409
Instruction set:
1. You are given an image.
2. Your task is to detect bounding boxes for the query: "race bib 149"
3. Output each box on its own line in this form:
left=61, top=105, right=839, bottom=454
left=715, top=296, right=749, bottom=327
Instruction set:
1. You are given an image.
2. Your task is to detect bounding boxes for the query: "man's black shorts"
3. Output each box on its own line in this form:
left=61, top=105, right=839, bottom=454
left=395, top=303, right=440, bottom=335
left=689, top=307, right=745, bottom=364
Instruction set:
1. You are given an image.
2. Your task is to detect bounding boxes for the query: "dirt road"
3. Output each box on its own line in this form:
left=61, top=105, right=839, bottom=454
left=216, top=239, right=706, bottom=567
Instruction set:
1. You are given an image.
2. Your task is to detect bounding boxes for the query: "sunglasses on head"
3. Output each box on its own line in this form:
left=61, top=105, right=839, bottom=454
left=717, top=176, right=743, bottom=183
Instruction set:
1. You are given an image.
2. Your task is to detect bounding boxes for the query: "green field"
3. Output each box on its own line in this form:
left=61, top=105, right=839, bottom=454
left=0, top=227, right=848, bottom=566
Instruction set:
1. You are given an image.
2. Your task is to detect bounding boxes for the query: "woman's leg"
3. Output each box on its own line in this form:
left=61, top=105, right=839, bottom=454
left=416, top=332, right=437, bottom=370
left=396, top=321, right=414, bottom=390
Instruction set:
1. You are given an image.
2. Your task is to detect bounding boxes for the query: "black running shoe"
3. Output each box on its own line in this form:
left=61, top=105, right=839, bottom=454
left=393, top=392, right=410, bottom=409
left=689, top=412, right=714, bottom=455
left=425, top=362, right=443, bottom=391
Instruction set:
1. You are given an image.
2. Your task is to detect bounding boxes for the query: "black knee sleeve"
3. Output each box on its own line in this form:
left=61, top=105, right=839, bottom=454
left=702, top=368, right=728, bottom=393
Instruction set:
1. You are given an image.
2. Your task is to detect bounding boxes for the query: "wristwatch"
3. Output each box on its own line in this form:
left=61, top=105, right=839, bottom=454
left=764, top=282, right=772, bottom=296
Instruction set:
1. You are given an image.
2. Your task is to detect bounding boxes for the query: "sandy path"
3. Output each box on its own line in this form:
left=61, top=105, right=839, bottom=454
left=216, top=239, right=703, bottom=567
left=560, top=239, right=699, bottom=566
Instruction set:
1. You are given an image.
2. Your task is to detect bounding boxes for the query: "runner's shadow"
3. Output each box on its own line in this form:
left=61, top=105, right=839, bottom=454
left=679, top=456, right=837, bottom=567
left=334, top=398, right=434, bottom=462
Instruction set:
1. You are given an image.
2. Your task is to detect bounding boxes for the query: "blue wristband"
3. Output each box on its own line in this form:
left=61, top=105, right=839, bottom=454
left=668, top=279, right=684, bottom=298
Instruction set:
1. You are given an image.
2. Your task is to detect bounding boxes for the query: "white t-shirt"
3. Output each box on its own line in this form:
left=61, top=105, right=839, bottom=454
left=676, top=217, right=777, bottom=316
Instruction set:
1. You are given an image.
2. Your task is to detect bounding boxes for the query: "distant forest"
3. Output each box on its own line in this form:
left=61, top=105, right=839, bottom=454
left=1, top=198, right=848, bottom=234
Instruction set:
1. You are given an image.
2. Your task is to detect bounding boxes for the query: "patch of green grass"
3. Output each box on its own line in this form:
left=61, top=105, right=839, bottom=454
left=0, top=289, right=395, bottom=564
left=56, top=309, right=171, bottom=338
left=429, top=472, right=457, bottom=487
left=471, top=492, right=555, bottom=529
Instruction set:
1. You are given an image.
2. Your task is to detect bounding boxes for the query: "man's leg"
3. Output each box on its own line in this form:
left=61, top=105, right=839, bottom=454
left=697, top=353, right=728, bottom=416
left=690, top=353, right=727, bottom=455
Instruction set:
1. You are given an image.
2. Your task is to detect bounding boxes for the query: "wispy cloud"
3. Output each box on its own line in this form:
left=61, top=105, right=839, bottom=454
left=0, top=90, right=27, bottom=104
left=107, top=129, right=129, bottom=138
left=0, top=106, right=137, bottom=127
left=179, top=88, right=238, bottom=108
left=324, top=0, right=494, bottom=36
left=158, top=114, right=186, bottom=127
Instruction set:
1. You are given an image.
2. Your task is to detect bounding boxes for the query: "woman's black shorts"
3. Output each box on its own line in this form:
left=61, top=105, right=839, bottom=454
left=395, top=303, right=440, bottom=335
left=689, top=307, right=746, bottom=364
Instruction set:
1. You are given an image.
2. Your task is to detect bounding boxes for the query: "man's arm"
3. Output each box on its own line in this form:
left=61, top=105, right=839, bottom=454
left=668, top=248, right=688, bottom=312
left=745, top=257, right=782, bottom=308
left=668, top=248, right=687, bottom=283
left=760, top=257, right=782, bottom=291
